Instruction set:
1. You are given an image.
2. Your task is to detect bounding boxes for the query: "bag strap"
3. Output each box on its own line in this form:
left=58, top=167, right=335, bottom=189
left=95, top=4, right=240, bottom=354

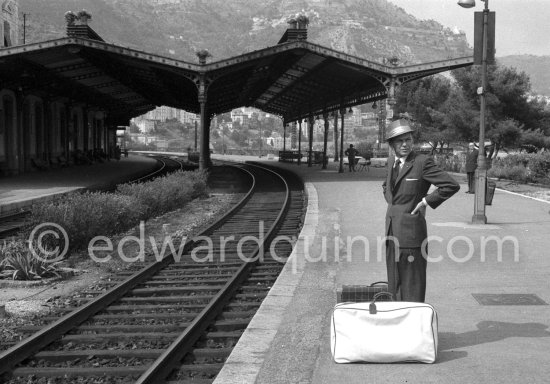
left=369, top=292, right=394, bottom=314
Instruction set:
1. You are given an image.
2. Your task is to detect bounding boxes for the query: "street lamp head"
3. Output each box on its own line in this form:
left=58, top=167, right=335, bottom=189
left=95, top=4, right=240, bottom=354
left=457, top=0, right=475, bottom=8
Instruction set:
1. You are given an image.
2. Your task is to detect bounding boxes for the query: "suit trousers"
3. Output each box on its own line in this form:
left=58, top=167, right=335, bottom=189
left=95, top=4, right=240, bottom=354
left=386, top=229, right=427, bottom=302
left=467, top=172, right=475, bottom=192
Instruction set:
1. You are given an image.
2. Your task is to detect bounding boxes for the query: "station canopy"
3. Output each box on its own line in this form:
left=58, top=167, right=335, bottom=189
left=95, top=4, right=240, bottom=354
left=0, top=34, right=473, bottom=125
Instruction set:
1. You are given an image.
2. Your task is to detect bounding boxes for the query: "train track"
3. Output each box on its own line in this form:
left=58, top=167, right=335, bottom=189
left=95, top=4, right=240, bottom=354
left=0, top=163, right=305, bottom=383
left=0, top=155, right=188, bottom=240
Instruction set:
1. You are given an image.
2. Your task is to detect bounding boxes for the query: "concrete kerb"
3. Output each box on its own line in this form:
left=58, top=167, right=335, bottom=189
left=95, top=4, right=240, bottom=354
left=213, top=182, right=319, bottom=384
left=496, top=186, right=550, bottom=204
left=0, top=187, right=85, bottom=216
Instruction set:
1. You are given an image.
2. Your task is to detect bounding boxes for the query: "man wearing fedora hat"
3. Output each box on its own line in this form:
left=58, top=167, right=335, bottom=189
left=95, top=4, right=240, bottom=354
left=465, top=143, right=479, bottom=193
left=383, top=119, right=460, bottom=302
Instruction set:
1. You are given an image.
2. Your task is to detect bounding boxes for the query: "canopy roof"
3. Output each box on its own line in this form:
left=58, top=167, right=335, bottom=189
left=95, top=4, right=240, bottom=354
left=0, top=36, right=473, bottom=125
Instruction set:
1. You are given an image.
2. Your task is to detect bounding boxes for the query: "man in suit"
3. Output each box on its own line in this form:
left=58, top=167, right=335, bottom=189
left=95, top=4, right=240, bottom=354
left=382, top=119, right=460, bottom=302
left=465, top=143, right=479, bottom=193
left=344, top=144, right=359, bottom=172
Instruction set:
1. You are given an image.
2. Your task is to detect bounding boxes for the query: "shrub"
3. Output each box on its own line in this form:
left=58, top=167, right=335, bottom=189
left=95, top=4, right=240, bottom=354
left=27, top=192, right=143, bottom=252
left=433, top=154, right=462, bottom=173
left=527, top=151, right=550, bottom=182
left=13, top=169, right=208, bottom=260
left=117, top=170, right=208, bottom=217
left=0, top=240, right=62, bottom=280
left=488, top=152, right=550, bottom=184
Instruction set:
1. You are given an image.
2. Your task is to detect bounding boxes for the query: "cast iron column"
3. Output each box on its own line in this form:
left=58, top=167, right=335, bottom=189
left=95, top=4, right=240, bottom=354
left=298, top=119, right=302, bottom=165
left=198, top=76, right=208, bottom=171
left=333, top=111, right=339, bottom=162
left=338, top=108, right=345, bottom=173
left=283, top=123, right=287, bottom=152
left=322, top=111, right=329, bottom=169
left=307, top=114, right=314, bottom=167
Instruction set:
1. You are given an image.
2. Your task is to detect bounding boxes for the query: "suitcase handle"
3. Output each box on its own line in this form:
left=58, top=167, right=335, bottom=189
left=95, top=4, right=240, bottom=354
left=370, top=281, right=388, bottom=286
left=369, top=292, right=394, bottom=314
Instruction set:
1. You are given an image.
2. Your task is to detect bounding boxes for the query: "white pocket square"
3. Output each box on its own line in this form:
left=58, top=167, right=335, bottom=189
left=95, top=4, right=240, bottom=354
left=406, top=178, right=418, bottom=181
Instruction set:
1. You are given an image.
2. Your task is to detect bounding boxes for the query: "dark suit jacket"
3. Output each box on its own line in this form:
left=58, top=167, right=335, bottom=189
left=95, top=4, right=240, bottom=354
left=382, top=151, right=460, bottom=248
left=465, top=149, right=479, bottom=172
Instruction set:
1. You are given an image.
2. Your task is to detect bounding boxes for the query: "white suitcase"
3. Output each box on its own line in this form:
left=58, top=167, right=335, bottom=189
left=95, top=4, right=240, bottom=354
left=330, top=293, right=438, bottom=364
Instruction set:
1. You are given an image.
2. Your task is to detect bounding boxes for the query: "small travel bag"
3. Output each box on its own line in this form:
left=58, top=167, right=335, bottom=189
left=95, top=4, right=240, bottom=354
left=331, top=292, right=438, bottom=364
left=336, top=281, right=390, bottom=303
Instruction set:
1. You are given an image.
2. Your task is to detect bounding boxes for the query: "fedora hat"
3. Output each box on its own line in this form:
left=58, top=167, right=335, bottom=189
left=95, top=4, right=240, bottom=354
left=386, top=119, right=414, bottom=141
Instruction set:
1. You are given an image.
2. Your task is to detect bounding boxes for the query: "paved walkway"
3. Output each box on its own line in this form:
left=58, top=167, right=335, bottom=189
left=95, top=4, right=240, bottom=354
left=214, top=155, right=550, bottom=384
left=0, top=155, right=158, bottom=215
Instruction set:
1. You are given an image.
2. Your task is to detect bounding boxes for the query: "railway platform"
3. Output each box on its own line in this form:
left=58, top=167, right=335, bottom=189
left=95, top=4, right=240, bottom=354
left=213, top=154, right=550, bottom=384
left=0, top=155, right=158, bottom=216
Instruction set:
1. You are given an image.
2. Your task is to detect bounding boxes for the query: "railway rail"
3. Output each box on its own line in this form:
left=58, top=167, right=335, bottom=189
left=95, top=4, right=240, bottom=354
left=0, top=162, right=305, bottom=384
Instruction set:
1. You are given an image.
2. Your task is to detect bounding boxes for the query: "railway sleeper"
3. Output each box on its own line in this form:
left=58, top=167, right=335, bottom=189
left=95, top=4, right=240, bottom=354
left=136, top=279, right=233, bottom=286
left=117, top=292, right=267, bottom=304
left=53, top=301, right=262, bottom=315
left=30, top=348, right=165, bottom=362
left=20, top=319, right=250, bottom=336
left=11, top=365, right=147, bottom=379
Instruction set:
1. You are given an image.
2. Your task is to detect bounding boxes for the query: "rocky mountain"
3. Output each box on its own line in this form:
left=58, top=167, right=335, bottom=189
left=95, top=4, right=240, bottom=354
left=498, top=55, right=550, bottom=97
left=19, top=0, right=471, bottom=65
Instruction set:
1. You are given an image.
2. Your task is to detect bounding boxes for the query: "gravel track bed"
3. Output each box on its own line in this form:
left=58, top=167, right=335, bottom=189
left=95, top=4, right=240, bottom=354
left=7, top=375, right=138, bottom=384
left=47, top=339, right=173, bottom=351
left=26, top=356, right=153, bottom=368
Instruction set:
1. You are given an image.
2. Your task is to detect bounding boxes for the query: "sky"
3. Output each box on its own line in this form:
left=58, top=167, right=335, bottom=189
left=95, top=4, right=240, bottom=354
left=388, top=0, right=550, bottom=57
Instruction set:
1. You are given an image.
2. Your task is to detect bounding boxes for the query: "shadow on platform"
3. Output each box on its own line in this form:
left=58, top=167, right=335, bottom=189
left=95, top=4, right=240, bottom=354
left=438, top=321, right=550, bottom=363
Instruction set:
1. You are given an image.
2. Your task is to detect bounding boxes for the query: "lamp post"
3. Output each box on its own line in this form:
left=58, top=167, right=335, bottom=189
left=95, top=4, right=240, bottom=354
left=458, top=0, right=491, bottom=224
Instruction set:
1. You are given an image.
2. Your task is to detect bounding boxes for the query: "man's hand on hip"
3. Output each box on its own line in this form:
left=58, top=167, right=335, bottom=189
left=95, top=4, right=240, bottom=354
left=411, top=200, right=427, bottom=216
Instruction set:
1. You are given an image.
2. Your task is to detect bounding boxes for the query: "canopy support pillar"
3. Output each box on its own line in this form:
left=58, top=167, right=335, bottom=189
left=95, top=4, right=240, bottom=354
left=322, top=111, right=329, bottom=169
left=307, top=114, right=314, bottom=167
left=297, top=119, right=302, bottom=165
left=198, top=75, right=210, bottom=170
left=333, top=111, right=339, bottom=162
left=338, top=108, right=346, bottom=173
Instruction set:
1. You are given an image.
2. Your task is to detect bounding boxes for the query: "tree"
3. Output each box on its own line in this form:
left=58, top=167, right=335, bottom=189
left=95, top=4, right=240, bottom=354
left=395, top=75, right=451, bottom=128
left=395, top=75, right=460, bottom=152
left=129, top=122, right=141, bottom=133
left=487, top=119, right=522, bottom=158
left=453, top=65, right=543, bottom=130
left=520, top=129, right=547, bottom=152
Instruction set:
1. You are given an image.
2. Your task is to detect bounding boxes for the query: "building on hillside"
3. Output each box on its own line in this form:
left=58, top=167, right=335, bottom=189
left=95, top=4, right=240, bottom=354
left=140, top=106, right=199, bottom=124
left=133, top=118, right=155, bottom=134
left=128, top=133, right=160, bottom=146
left=1, top=0, right=18, bottom=47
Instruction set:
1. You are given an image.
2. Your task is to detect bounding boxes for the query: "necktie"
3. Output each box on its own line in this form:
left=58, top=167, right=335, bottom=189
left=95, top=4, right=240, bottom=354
left=391, top=159, right=400, bottom=190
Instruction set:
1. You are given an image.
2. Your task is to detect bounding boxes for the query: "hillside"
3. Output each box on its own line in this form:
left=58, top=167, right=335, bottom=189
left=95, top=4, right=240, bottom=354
left=19, top=0, right=471, bottom=65
left=498, top=55, right=550, bottom=96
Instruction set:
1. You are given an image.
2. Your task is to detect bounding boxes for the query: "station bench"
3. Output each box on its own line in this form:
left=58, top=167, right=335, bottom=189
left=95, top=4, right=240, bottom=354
left=278, top=150, right=302, bottom=163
